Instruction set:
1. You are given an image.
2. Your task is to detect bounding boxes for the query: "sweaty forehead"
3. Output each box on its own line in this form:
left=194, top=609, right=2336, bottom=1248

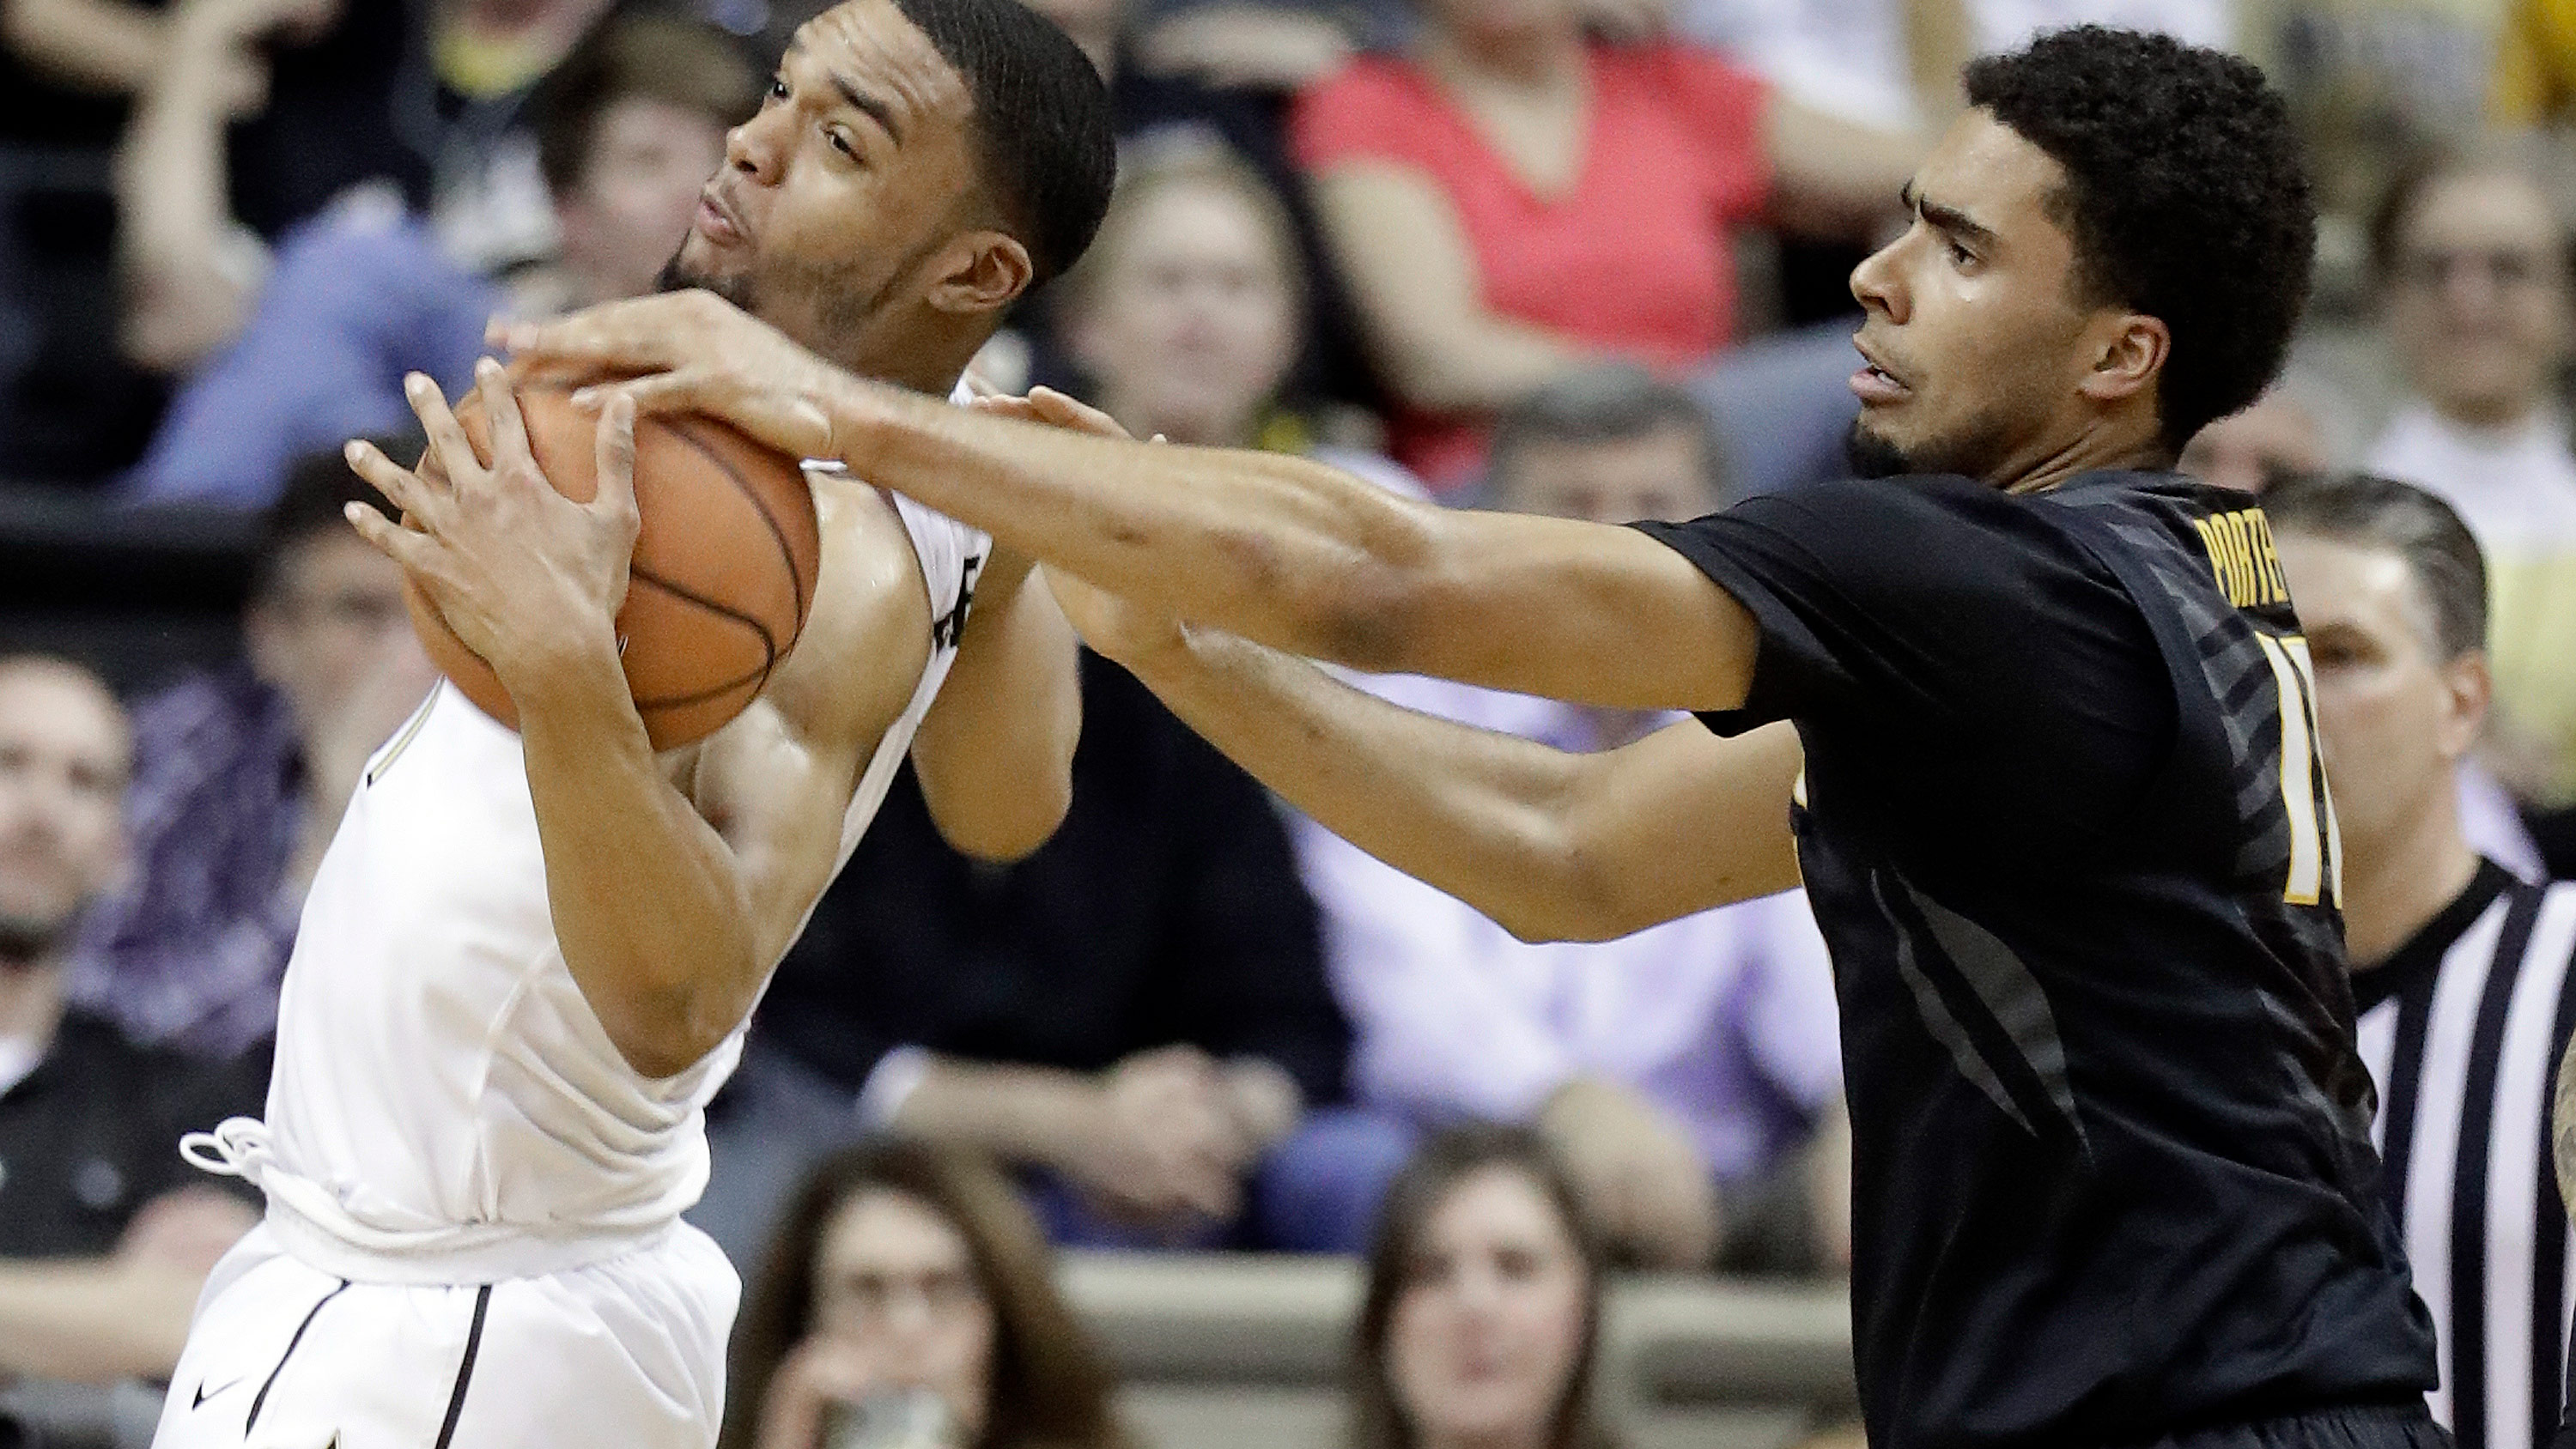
left=796, top=0, right=974, bottom=130
left=1918, top=111, right=2072, bottom=243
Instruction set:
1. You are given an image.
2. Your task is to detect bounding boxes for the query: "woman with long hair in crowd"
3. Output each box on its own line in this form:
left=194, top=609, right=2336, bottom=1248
left=724, top=1142, right=1128, bottom=1449
left=1350, top=1125, right=1618, bottom=1449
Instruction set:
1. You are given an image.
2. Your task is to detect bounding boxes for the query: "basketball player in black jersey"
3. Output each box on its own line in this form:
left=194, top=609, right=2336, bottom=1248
left=504, top=23, right=2445, bottom=1449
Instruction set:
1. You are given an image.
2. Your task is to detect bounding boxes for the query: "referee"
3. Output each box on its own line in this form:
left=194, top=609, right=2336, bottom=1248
left=2271, top=474, right=2576, bottom=1449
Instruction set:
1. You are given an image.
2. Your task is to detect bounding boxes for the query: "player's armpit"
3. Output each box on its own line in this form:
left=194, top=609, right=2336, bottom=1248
left=908, top=544, right=1080, bottom=863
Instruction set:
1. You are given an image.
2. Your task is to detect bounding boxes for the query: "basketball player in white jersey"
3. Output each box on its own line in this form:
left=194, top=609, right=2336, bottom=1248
left=149, top=3, right=1118, bottom=1446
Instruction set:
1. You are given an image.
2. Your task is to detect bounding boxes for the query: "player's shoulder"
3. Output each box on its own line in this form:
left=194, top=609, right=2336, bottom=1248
left=1724, top=472, right=2099, bottom=559
left=771, top=476, right=939, bottom=696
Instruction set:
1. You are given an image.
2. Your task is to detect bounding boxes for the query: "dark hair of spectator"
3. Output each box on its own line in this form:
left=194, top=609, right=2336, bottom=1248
left=2261, top=472, right=2489, bottom=660
left=2365, top=147, right=2576, bottom=289
left=252, top=443, right=411, bottom=602
left=1963, top=26, right=2317, bottom=452
left=1486, top=365, right=1729, bottom=506
left=891, top=0, right=1119, bottom=287
left=1055, top=141, right=1309, bottom=326
left=533, top=16, right=764, bottom=199
left=721, top=1141, right=1126, bottom=1449
left=1347, top=1125, right=1617, bottom=1449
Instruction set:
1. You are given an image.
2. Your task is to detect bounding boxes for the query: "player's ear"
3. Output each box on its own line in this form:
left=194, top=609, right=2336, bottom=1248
left=2076, top=311, right=2170, bottom=405
left=926, top=231, right=1035, bottom=318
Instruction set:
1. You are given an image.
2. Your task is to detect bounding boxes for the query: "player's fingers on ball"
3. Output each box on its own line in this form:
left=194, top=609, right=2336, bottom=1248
left=589, top=392, right=641, bottom=524
left=574, top=373, right=690, bottom=417
left=344, top=441, right=440, bottom=518
left=405, top=373, right=483, bottom=484
left=342, top=500, right=431, bottom=566
left=475, top=359, right=537, bottom=474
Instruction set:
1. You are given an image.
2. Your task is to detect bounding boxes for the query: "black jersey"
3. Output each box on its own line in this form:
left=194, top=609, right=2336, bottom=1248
left=1635, top=471, right=2439, bottom=1449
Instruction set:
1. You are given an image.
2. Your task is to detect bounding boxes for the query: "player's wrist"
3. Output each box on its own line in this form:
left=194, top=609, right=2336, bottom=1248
left=487, top=614, right=629, bottom=718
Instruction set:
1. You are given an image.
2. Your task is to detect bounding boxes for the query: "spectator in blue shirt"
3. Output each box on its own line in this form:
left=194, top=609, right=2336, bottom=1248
left=121, top=12, right=757, bottom=507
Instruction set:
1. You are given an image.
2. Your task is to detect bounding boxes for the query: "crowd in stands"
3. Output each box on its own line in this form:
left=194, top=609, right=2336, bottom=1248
left=3, top=0, right=2576, bottom=1446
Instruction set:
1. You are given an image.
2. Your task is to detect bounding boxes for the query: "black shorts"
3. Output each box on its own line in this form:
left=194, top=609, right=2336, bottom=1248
left=2152, top=1404, right=2450, bottom=1449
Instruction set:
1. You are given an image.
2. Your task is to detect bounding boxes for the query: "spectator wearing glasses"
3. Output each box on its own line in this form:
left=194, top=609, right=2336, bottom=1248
left=2362, top=150, right=2576, bottom=876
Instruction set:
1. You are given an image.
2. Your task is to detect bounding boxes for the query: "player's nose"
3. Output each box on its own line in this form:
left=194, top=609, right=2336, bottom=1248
left=1850, top=236, right=1906, bottom=324
left=724, top=111, right=787, bottom=185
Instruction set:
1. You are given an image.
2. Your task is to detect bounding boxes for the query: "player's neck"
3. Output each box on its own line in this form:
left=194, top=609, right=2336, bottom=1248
left=2341, top=803, right=2483, bottom=970
left=0, top=956, right=64, bottom=1058
left=841, top=344, right=972, bottom=399
left=1996, top=433, right=2171, bottom=495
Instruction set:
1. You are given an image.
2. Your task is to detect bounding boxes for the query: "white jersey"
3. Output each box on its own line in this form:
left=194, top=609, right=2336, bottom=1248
left=204, top=483, right=987, bottom=1286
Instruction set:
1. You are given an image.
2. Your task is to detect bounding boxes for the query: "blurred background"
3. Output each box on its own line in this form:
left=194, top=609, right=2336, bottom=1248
left=0, top=0, right=2568, bottom=1446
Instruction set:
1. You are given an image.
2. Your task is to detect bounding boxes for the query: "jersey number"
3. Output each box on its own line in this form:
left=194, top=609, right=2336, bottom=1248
left=2255, top=634, right=2342, bottom=907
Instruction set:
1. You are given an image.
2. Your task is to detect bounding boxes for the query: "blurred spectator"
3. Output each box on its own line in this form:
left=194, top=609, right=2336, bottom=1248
left=0, top=0, right=422, bottom=482
left=114, top=0, right=675, bottom=385
left=2258, top=0, right=2500, bottom=240
left=1350, top=1126, right=1614, bottom=1449
left=2267, top=473, right=2575, bottom=1449
left=2360, top=149, right=2576, bottom=873
left=996, top=0, right=1381, bottom=429
left=113, top=0, right=340, bottom=374
left=1677, top=0, right=2233, bottom=149
left=1683, top=0, right=2233, bottom=323
left=2178, top=384, right=2334, bottom=494
left=0, top=654, right=261, bottom=1384
left=1285, top=367, right=1848, bottom=1273
left=1286, top=0, right=1916, bottom=492
left=122, top=12, right=755, bottom=507
left=70, top=451, right=434, bottom=1060
left=1054, top=141, right=1404, bottom=479
left=723, top=1141, right=1127, bottom=1449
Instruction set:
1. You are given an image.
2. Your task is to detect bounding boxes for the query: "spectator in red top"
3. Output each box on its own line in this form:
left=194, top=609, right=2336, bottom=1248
left=1289, top=0, right=1918, bottom=490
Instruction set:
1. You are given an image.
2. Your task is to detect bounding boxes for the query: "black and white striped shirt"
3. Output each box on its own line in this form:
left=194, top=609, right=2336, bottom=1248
left=2356, top=859, right=2576, bottom=1449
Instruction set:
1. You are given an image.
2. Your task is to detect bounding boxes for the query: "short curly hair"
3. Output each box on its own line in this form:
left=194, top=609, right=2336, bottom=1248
left=1965, top=26, right=2316, bottom=452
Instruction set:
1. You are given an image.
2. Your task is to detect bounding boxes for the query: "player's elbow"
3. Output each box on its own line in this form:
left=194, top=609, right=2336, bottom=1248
left=598, top=955, right=760, bottom=1081
left=934, top=770, right=1071, bottom=864
left=1490, top=870, right=1636, bottom=946
left=603, top=997, right=737, bottom=1081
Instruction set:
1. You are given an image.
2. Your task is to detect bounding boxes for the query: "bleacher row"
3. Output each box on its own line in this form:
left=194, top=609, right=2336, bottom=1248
left=1077, top=1255, right=1853, bottom=1449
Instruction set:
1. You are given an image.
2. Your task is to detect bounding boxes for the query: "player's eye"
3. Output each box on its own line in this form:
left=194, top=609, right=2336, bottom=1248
left=765, top=76, right=789, bottom=104
left=1947, top=239, right=1977, bottom=267
left=826, top=128, right=859, bottom=161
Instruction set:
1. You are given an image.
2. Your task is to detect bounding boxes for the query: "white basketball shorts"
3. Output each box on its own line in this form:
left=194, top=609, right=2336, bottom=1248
left=150, top=1221, right=739, bottom=1449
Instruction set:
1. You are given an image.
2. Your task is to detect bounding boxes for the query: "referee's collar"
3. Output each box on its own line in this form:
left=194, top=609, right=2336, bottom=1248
left=2350, top=858, right=2519, bottom=1015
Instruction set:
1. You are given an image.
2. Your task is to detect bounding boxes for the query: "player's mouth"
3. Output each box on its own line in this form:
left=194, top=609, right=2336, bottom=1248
left=693, top=185, right=751, bottom=249
left=1850, top=338, right=1911, bottom=406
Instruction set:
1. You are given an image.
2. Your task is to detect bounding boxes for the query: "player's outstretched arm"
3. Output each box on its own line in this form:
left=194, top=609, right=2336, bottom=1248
left=1054, top=571, right=1802, bottom=942
left=906, top=544, right=1081, bottom=863
left=345, top=366, right=770, bottom=1080
left=497, top=300, right=1760, bottom=714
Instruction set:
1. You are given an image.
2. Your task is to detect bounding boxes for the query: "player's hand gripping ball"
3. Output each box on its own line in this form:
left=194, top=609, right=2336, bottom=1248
left=395, top=379, right=822, bottom=750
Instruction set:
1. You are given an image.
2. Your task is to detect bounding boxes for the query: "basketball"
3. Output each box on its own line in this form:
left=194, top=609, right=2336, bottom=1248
left=402, top=382, right=823, bottom=751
